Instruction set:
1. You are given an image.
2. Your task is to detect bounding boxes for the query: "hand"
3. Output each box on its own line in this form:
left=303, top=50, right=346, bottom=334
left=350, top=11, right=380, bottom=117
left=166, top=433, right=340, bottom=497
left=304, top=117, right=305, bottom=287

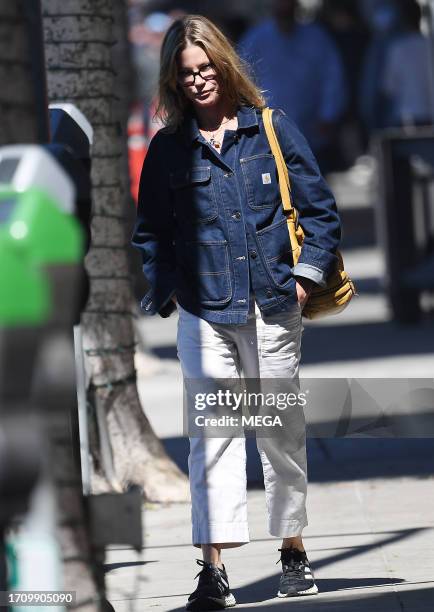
left=295, top=277, right=314, bottom=310
left=171, top=294, right=177, bottom=305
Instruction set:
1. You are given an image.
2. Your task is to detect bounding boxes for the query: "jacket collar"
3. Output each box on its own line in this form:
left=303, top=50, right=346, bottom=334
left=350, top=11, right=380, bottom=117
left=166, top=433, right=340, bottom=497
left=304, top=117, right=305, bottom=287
left=181, top=104, right=259, bottom=146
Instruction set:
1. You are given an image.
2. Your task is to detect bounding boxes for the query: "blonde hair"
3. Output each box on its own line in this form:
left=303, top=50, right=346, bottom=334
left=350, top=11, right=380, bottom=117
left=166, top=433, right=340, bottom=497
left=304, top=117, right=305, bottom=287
left=155, top=14, right=266, bottom=130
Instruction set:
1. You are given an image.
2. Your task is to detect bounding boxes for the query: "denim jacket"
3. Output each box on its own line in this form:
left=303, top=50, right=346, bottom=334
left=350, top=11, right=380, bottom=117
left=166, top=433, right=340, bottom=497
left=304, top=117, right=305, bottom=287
left=131, top=105, right=341, bottom=324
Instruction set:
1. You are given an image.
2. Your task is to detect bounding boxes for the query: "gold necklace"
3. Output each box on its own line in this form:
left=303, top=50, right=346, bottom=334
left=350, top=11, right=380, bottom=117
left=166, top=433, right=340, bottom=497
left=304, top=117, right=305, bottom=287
left=200, top=117, right=233, bottom=149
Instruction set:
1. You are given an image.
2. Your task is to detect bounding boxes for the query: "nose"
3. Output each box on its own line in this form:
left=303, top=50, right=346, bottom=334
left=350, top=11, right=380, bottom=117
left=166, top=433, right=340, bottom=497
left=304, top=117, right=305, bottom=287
left=194, top=73, right=206, bottom=86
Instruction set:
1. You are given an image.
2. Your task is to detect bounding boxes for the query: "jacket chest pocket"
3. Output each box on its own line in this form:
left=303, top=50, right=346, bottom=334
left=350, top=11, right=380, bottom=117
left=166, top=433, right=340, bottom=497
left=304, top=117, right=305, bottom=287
left=169, top=166, right=218, bottom=224
left=240, top=154, right=281, bottom=210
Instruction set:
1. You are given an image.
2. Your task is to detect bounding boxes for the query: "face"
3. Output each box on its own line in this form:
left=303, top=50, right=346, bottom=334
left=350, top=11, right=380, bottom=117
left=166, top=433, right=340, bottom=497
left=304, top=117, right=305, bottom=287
left=176, top=43, right=222, bottom=110
left=272, top=0, right=297, bottom=23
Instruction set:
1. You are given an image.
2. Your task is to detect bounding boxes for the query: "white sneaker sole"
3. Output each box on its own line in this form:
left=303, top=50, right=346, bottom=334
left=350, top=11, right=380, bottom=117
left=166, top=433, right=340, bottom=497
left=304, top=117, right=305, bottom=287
left=277, top=583, right=319, bottom=597
left=185, top=592, right=237, bottom=610
left=225, top=593, right=237, bottom=607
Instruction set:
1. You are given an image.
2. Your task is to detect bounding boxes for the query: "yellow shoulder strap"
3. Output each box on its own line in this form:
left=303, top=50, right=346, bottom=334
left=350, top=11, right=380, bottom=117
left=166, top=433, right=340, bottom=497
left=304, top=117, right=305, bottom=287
left=262, top=107, right=300, bottom=253
left=262, top=107, right=293, bottom=213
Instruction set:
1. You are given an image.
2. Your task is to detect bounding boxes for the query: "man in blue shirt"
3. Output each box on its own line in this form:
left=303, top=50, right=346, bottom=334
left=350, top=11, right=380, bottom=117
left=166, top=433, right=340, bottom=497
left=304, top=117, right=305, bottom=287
left=238, top=0, right=347, bottom=168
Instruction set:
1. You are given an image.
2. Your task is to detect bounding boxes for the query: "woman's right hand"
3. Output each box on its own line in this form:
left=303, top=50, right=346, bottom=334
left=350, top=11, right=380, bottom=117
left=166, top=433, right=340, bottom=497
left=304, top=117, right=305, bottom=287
left=295, top=278, right=314, bottom=310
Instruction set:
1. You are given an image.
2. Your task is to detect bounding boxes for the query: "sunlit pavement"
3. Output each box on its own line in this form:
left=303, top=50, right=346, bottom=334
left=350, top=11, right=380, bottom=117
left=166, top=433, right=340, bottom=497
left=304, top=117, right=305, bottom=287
left=105, top=476, right=434, bottom=611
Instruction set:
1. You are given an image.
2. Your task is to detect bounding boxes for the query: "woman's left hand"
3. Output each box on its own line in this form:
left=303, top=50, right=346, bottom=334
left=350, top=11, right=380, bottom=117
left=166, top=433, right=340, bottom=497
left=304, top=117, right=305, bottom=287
left=295, top=277, right=315, bottom=310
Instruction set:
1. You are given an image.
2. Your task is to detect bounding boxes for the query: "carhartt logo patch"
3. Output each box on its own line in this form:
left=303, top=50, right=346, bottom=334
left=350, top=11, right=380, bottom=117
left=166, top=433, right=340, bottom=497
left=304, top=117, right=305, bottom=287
left=262, top=172, right=271, bottom=184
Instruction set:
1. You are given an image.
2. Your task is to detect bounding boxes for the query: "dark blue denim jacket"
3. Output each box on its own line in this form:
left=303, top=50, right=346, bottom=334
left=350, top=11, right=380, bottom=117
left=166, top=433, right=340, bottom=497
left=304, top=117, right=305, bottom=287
left=131, top=105, right=341, bottom=324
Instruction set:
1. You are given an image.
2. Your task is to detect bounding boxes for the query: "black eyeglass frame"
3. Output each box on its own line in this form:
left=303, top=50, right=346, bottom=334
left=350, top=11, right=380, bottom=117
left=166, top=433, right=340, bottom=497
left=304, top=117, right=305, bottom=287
left=177, top=63, right=217, bottom=87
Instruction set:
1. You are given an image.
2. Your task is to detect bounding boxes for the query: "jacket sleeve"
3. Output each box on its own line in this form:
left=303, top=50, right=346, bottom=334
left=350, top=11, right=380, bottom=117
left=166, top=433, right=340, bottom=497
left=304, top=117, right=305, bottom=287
left=273, top=108, right=342, bottom=285
left=131, top=131, right=176, bottom=316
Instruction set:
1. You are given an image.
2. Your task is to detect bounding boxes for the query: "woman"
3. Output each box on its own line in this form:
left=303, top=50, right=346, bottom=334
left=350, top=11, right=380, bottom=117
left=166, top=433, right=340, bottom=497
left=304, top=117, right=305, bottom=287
left=131, top=14, right=341, bottom=610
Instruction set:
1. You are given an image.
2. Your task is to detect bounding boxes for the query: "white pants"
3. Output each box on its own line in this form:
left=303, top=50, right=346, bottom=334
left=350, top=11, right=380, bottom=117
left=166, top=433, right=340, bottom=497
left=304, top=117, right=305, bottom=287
left=176, top=293, right=308, bottom=549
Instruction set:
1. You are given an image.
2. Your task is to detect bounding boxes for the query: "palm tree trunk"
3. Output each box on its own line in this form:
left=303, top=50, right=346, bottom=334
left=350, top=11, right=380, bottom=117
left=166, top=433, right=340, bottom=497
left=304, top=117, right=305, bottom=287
left=41, top=0, right=189, bottom=502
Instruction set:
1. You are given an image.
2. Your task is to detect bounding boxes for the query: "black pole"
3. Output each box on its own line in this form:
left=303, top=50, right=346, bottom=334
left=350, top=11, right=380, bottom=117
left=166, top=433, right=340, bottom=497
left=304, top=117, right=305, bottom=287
left=423, top=0, right=434, bottom=123
left=22, top=0, right=50, bottom=143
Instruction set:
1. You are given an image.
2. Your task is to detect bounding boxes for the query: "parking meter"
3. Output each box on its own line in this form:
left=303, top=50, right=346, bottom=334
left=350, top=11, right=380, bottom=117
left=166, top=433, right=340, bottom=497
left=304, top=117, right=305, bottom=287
left=0, top=143, right=88, bottom=603
left=0, top=189, right=50, bottom=402
left=0, top=201, right=49, bottom=328
left=0, top=145, right=75, bottom=214
left=0, top=145, right=84, bottom=455
left=45, top=104, right=94, bottom=490
left=0, top=106, right=141, bottom=602
left=0, top=203, right=44, bottom=518
left=48, top=103, right=93, bottom=256
left=0, top=145, right=84, bottom=445
left=42, top=104, right=93, bottom=322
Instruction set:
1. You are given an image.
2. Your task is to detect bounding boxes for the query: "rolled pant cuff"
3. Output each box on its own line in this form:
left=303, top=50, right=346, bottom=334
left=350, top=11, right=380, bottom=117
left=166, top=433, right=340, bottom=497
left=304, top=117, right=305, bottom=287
left=193, top=522, right=250, bottom=548
left=269, top=516, right=308, bottom=538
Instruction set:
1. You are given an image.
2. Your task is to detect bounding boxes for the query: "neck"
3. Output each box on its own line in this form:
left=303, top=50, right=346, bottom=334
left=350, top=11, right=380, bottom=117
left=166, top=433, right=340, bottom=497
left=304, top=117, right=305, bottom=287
left=194, top=98, right=237, bottom=130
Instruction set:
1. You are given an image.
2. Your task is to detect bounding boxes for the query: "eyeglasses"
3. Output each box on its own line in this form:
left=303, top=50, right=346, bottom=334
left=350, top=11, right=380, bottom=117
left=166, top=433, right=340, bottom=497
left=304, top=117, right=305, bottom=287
left=177, top=62, right=217, bottom=87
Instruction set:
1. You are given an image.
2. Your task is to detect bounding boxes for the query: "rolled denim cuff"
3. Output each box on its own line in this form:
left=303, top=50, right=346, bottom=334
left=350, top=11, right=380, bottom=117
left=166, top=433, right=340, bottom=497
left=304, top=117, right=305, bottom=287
left=296, top=243, right=338, bottom=278
left=293, top=263, right=327, bottom=288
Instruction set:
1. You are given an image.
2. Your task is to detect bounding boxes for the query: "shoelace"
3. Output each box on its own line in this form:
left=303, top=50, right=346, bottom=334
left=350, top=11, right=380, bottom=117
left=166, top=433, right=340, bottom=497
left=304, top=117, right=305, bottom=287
left=275, top=548, right=308, bottom=580
left=194, top=558, right=225, bottom=580
left=192, top=559, right=228, bottom=597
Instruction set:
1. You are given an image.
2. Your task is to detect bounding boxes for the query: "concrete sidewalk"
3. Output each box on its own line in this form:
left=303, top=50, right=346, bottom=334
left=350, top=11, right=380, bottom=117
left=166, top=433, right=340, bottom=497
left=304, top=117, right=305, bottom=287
left=105, top=466, right=434, bottom=611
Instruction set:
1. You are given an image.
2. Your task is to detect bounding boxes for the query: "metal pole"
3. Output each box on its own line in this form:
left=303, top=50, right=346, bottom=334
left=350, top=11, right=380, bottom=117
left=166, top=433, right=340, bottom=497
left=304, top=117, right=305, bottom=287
left=22, top=0, right=50, bottom=143
left=424, top=0, right=434, bottom=123
left=73, top=325, right=91, bottom=496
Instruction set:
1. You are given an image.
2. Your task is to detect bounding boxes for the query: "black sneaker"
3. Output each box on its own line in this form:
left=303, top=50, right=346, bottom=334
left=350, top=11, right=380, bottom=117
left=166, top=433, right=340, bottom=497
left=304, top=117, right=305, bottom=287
left=186, top=559, right=237, bottom=611
left=276, top=547, right=319, bottom=597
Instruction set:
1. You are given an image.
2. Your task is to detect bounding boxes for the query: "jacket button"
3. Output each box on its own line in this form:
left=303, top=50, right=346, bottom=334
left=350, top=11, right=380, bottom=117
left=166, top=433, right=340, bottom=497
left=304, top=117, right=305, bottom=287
left=250, top=250, right=257, bottom=259
left=266, top=289, right=273, bottom=298
left=233, top=211, right=241, bottom=219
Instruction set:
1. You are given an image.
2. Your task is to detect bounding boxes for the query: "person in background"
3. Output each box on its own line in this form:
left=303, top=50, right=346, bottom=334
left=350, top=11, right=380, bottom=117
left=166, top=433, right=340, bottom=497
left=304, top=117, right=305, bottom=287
left=381, top=0, right=433, bottom=128
left=320, top=0, right=370, bottom=168
left=238, top=0, right=347, bottom=174
left=359, top=0, right=404, bottom=132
